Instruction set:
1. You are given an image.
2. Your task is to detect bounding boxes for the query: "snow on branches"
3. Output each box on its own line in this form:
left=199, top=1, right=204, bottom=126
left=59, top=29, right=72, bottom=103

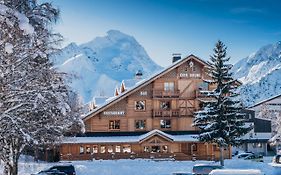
left=193, top=40, right=251, bottom=166
left=0, top=1, right=81, bottom=175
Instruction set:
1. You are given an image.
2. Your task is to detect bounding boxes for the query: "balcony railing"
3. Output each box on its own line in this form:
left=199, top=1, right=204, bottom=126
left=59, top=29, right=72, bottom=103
left=153, top=110, right=179, bottom=117
left=153, top=90, right=180, bottom=98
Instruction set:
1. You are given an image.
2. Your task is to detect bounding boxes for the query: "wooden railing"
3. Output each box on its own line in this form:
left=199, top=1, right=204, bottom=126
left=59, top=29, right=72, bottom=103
left=153, top=90, right=180, bottom=98
left=153, top=110, right=179, bottom=117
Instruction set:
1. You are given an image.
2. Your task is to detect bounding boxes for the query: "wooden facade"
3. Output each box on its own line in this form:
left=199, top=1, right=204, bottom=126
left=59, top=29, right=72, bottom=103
left=60, top=55, right=232, bottom=161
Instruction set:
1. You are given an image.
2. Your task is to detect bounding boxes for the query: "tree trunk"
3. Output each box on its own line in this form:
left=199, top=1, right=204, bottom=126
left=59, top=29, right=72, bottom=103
left=219, top=146, right=224, bottom=166
left=4, top=160, right=18, bottom=175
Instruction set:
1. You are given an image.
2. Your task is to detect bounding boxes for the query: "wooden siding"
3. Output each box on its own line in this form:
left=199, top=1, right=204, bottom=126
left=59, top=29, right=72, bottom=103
left=60, top=141, right=231, bottom=161
left=85, top=57, right=211, bottom=133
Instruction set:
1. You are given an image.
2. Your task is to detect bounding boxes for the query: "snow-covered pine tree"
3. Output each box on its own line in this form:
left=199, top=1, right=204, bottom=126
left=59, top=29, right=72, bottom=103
left=0, top=1, right=82, bottom=175
left=193, top=40, right=251, bottom=166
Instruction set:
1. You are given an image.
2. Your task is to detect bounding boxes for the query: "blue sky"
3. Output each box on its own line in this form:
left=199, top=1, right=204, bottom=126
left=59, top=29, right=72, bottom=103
left=48, top=0, right=281, bottom=66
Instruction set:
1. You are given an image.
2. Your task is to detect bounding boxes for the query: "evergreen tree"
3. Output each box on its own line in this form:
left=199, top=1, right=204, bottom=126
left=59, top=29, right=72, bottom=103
left=193, top=40, right=251, bottom=166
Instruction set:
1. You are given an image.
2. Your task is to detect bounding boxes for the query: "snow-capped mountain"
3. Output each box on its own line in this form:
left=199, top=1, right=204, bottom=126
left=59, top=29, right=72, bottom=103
left=232, top=41, right=281, bottom=106
left=52, top=30, right=162, bottom=102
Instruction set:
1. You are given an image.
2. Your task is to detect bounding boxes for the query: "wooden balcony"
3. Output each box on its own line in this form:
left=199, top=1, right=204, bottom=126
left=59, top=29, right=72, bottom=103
left=153, top=110, right=179, bottom=117
left=153, top=90, right=180, bottom=98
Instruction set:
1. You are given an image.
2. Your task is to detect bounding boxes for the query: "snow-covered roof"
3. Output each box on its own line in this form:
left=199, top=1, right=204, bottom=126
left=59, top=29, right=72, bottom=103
left=82, top=55, right=208, bottom=121
left=93, top=96, right=109, bottom=106
left=248, top=93, right=281, bottom=108
left=138, top=129, right=174, bottom=142
left=62, top=129, right=198, bottom=144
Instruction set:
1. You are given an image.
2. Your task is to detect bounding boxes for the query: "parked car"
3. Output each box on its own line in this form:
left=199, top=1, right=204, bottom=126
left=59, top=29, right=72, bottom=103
left=272, top=154, right=281, bottom=164
left=32, top=165, right=75, bottom=175
left=237, top=152, right=254, bottom=159
left=192, top=164, right=223, bottom=175
left=36, top=170, right=67, bottom=175
left=244, top=154, right=263, bottom=162
left=209, top=169, right=264, bottom=175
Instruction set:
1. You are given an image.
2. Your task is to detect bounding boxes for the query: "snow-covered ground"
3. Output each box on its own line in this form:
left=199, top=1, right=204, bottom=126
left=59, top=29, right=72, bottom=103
left=4, top=156, right=281, bottom=175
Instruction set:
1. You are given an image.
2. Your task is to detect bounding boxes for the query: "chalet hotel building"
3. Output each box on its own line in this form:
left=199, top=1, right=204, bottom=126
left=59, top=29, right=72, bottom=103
left=60, top=55, right=231, bottom=161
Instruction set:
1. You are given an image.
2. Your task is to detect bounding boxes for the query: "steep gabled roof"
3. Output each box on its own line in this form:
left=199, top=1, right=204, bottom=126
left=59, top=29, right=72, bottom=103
left=82, top=54, right=208, bottom=121
left=139, top=129, right=174, bottom=143
left=249, top=93, right=281, bottom=108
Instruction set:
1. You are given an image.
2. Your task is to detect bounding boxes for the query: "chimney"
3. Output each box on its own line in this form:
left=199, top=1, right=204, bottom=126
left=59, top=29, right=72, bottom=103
left=135, top=70, right=143, bottom=80
left=172, top=53, right=181, bottom=63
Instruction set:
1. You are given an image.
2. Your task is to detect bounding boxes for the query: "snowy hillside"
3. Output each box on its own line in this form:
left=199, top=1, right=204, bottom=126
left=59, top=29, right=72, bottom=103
left=232, top=41, right=281, bottom=106
left=52, top=30, right=162, bottom=102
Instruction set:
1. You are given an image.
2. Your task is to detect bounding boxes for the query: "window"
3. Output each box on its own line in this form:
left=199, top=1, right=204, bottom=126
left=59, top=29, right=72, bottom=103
left=160, top=119, right=171, bottom=128
left=192, top=66, right=196, bottom=72
left=100, top=146, right=106, bottom=153
left=144, top=146, right=150, bottom=152
left=160, top=101, right=170, bottom=110
left=192, top=144, right=197, bottom=151
left=135, top=120, right=146, bottom=129
left=123, top=145, right=131, bottom=153
left=164, top=82, right=174, bottom=92
left=140, top=91, right=147, bottom=96
left=108, top=145, right=113, bottom=153
left=135, top=100, right=146, bottom=111
left=162, top=145, right=168, bottom=153
left=109, top=120, right=120, bottom=130
left=86, top=146, right=91, bottom=154
left=151, top=146, right=161, bottom=153
left=115, top=145, right=121, bottom=153
left=93, top=145, right=98, bottom=153
left=253, top=143, right=263, bottom=148
left=79, top=146, right=84, bottom=154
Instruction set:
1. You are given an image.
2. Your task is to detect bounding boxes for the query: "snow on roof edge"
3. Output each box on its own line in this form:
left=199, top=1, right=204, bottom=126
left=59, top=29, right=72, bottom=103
left=62, top=130, right=198, bottom=144
left=248, top=93, right=281, bottom=108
